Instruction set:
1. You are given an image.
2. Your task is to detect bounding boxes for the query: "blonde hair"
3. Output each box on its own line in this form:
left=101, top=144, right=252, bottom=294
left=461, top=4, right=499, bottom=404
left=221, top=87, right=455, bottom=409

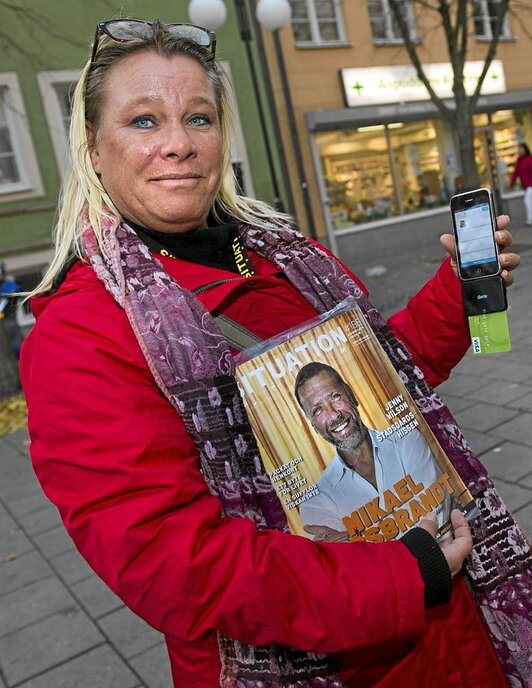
left=31, top=22, right=290, bottom=297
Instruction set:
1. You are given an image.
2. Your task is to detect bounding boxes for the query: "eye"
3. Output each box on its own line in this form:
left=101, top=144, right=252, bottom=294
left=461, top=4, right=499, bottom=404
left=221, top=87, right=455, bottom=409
left=330, top=392, right=341, bottom=401
left=312, top=405, right=322, bottom=418
left=131, top=115, right=156, bottom=129
left=188, top=114, right=212, bottom=127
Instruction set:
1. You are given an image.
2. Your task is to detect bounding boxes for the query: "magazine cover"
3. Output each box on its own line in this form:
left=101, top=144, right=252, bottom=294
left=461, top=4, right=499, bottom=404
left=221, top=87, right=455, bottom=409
left=236, top=302, right=476, bottom=543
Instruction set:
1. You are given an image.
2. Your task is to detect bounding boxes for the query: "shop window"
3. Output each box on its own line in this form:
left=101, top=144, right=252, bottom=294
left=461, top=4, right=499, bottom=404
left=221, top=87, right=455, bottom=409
left=317, top=118, right=452, bottom=230
left=38, top=70, right=79, bottom=179
left=390, top=122, right=445, bottom=214
left=474, top=111, right=520, bottom=193
left=0, top=74, right=42, bottom=200
left=318, top=126, right=397, bottom=228
left=367, top=0, right=416, bottom=44
left=473, top=0, right=512, bottom=40
left=290, top=0, right=347, bottom=46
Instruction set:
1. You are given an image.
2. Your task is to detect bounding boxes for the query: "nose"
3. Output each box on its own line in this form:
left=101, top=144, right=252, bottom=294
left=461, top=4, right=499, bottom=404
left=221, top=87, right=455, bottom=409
left=324, top=401, right=342, bottom=422
left=159, top=120, right=196, bottom=160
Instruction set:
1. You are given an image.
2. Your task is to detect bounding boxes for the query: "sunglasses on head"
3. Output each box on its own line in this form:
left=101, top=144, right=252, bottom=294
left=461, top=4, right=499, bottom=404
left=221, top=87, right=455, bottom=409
left=90, top=19, right=217, bottom=65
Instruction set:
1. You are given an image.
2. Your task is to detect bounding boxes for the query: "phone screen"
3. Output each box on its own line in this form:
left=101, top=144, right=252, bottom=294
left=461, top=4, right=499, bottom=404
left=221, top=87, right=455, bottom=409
left=453, top=196, right=499, bottom=279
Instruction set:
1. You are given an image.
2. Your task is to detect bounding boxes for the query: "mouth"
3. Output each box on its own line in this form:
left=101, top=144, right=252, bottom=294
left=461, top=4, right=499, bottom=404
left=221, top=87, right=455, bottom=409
left=329, top=416, right=352, bottom=436
left=151, top=174, right=202, bottom=182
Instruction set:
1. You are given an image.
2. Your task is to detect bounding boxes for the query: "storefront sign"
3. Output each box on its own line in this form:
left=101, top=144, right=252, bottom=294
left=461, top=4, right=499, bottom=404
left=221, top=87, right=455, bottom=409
left=341, top=61, right=505, bottom=107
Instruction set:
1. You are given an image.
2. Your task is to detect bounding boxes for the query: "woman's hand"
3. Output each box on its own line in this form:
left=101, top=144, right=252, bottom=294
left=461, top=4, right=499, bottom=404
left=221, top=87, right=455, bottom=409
left=418, top=510, right=473, bottom=577
left=440, top=214, right=521, bottom=286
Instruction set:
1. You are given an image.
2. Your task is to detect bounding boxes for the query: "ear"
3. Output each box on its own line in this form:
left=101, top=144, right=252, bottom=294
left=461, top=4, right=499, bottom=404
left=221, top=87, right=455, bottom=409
left=86, top=121, right=101, bottom=174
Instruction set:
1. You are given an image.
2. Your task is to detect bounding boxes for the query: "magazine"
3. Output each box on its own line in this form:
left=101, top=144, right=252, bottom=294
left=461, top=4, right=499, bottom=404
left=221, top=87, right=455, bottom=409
left=235, top=300, right=476, bottom=543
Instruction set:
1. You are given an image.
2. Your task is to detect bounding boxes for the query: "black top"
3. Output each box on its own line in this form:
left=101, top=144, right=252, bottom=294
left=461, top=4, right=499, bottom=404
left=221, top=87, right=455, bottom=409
left=127, top=219, right=255, bottom=277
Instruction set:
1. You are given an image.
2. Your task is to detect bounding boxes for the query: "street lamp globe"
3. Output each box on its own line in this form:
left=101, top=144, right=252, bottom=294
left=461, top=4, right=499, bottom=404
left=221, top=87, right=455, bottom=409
left=256, top=0, right=292, bottom=31
left=188, top=0, right=227, bottom=30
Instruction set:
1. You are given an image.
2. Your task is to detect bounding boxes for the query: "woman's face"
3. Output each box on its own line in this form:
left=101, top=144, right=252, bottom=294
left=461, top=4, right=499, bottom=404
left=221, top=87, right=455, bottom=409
left=88, top=51, right=222, bottom=233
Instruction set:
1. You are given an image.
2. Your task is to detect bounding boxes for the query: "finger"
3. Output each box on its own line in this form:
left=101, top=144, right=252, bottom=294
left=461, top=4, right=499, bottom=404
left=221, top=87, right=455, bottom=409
left=494, top=227, right=512, bottom=252
left=499, top=252, right=520, bottom=287
left=438, top=511, right=473, bottom=576
left=449, top=509, right=473, bottom=549
left=417, top=512, right=438, bottom=538
left=439, top=234, right=458, bottom=270
left=499, top=251, right=520, bottom=269
left=303, top=525, right=322, bottom=535
left=440, top=233, right=456, bottom=255
left=500, top=269, right=514, bottom=287
left=495, top=214, right=510, bottom=231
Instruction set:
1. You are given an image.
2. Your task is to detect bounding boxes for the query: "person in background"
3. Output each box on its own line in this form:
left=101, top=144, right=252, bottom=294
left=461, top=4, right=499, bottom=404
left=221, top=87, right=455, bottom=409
left=0, top=262, right=23, bottom=357
left=20, top=19, right=527, bottom=688
left=509, top=141, right=532, bottom=225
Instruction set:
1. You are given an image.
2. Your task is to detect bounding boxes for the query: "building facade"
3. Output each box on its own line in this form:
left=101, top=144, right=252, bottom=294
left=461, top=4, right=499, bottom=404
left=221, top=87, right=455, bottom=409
left=261, top=0, right=532, bottom=249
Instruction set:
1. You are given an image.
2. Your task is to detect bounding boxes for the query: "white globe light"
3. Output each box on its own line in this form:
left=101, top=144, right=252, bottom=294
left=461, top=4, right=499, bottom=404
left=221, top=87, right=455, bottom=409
left=188, top=0, right=227, bottom=30
left=256, top=0, right=292, bottom=31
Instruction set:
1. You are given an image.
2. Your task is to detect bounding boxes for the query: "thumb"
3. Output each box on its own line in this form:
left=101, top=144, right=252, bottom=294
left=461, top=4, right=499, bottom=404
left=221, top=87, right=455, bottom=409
left=439, top=233, right=455, bottom=255
left=417, top=511, right=439, bottom=538
left=303, top=525, right=322, bottom=535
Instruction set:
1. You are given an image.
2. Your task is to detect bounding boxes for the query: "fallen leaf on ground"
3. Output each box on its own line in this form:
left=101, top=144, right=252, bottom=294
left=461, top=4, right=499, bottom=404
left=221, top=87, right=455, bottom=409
left=0, top=395, right=27, bottom=436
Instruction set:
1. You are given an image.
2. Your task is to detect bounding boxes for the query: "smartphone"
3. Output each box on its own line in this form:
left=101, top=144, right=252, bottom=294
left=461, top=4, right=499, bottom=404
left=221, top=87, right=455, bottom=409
left=450, top=188, right=500, bottom=281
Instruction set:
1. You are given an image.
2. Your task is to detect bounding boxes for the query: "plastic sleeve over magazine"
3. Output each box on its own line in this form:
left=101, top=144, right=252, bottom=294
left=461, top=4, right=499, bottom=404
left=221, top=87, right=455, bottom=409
left=234, top=299, right=476, bottom=544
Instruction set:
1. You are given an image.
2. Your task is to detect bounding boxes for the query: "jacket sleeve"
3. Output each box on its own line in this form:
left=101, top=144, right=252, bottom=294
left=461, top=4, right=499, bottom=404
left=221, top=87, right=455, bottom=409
left=21, top=295, right=426, bottom=655
left=386, top=259, right=470, bottom=387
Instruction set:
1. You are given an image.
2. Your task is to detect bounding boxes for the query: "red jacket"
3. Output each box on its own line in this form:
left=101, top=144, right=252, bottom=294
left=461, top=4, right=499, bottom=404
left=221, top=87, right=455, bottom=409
left=510, top=154, right=532, bottom=189
left=20, top=249, right=506, bottom=687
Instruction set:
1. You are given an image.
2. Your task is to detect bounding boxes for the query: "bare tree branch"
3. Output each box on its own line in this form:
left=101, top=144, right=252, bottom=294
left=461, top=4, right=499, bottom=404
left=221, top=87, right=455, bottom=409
left=456, top=0, right=469, bottom=76
left=470, top=0, right=511, bottom=104
left=0, top=1, right=83, bottom=48
left=0, top=0, right=116, bottom=62
left=508, top=3, right=532, bottom=39
left=387, top=0, right=453, bottom=121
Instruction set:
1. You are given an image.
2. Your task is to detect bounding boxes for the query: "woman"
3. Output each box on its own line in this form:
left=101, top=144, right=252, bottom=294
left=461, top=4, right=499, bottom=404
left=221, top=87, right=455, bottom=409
left=509, top=142, right=532, bottom=225
left=20, top=20, right=528, bottom=688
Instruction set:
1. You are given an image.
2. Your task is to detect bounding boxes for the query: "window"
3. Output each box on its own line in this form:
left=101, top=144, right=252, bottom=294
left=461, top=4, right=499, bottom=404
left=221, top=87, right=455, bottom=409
left=474, top=0, right=512, bottom=40
left=0, top=90, right=22, bottom=189
left=390, top=122, right=443, bottom=213
left=38, top=70, right=79, bottom=179
left=316, top=119, right=451, bottom=229
left=318, top=126, right=398, bottom=227
left=290, top=0, right=347, bottom=46
left=367, top=0, right=416, bottom=44
left=0, top=74, right=42, bottom=199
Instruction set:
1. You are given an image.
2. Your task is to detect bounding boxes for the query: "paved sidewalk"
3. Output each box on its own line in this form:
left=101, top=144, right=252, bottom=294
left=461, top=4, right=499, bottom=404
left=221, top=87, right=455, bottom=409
left=0, top=231, right=530, bottom=687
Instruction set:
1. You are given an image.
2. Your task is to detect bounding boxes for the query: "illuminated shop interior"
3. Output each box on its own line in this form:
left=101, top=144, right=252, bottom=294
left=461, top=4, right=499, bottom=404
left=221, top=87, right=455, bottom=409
left=316, top=109, right=532, bottom=229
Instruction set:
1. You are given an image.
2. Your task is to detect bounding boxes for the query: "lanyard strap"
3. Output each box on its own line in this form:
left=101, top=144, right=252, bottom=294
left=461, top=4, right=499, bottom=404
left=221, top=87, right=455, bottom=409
left=192, top=279, right=263, bottom=351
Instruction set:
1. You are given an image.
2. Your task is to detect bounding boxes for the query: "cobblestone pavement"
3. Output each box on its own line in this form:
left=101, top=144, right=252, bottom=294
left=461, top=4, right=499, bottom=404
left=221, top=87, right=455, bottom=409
left=0, top=225, right=530, bottom=687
